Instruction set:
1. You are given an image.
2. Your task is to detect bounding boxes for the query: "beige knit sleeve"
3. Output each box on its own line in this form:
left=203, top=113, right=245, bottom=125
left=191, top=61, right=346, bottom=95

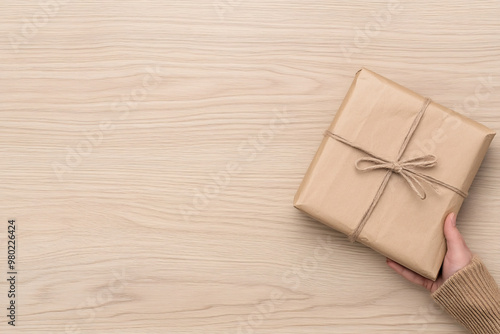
left=432, top=255, right=500, bottom=334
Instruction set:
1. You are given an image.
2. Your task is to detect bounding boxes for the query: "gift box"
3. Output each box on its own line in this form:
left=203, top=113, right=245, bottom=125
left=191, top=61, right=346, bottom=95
left=293, top=68, right=496, bottom=280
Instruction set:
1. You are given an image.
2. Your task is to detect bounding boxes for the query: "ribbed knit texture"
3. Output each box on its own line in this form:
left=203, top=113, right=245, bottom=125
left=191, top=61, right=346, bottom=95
left=432, top=255, right=500, bottom=334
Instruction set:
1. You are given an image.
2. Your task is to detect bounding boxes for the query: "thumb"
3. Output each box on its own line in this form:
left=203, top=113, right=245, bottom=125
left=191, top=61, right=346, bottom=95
left=444, top=213, right=466, bottom=253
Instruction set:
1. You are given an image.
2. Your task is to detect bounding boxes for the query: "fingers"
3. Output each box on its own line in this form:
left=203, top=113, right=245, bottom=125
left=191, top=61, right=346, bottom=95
left=443, top=212, right=467, bottom=254
left=442, top=212, right=473, bottom=280
left=386, top=258, right=434, bottom=292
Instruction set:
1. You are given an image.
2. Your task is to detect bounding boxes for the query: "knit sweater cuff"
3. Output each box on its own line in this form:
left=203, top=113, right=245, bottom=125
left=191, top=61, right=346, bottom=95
left=432, top=255, right=500, bottom=334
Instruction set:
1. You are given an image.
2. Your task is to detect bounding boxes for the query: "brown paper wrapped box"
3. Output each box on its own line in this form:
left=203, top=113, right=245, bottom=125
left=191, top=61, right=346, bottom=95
left=294, top=68, right=496, bottom=281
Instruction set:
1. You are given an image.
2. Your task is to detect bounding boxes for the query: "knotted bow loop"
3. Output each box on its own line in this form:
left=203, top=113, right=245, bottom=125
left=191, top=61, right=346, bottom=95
left=355, top=155, right=438, bottom=200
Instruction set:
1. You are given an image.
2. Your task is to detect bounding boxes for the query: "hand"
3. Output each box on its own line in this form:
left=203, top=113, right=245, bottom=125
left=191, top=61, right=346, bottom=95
left=386, top=212, right=473, bottom=293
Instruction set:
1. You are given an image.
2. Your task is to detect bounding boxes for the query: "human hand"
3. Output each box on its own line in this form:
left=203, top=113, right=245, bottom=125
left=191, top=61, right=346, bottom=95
left=386, top=212, right=473, bottom=293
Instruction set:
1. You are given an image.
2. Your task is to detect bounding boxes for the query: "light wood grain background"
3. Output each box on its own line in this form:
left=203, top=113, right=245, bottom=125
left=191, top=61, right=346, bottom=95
left=1, top=1, right=499, bottom=333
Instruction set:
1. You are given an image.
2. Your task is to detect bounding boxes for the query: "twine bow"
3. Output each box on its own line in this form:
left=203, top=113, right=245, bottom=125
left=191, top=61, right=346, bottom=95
left=355, top=155, right=438, bottom=200
left=323, top=98, right=467, bottom=242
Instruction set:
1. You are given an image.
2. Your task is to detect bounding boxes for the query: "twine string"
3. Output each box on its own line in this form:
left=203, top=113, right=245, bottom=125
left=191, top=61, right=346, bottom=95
left=323, top=98, right=467, bottom=242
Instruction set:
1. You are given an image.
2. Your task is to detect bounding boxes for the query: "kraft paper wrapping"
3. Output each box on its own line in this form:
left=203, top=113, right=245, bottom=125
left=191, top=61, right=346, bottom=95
left=293, top=68, right=496, bottom=281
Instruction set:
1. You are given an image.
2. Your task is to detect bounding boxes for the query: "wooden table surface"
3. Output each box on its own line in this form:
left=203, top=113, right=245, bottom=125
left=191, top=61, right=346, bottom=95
left=1, top=1, right=499, bottom=333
